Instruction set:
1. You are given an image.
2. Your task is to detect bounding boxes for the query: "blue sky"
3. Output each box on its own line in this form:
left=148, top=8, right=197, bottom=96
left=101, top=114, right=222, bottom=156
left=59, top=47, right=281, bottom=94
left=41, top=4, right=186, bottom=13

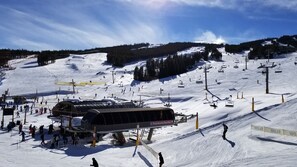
left=1, top=0, right=297, bottom=50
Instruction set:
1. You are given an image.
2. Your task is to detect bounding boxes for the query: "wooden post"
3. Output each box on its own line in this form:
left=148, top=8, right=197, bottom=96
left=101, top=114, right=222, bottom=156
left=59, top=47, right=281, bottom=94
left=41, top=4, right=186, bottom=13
left=195, top=112, right=199, bottom=129
left=282, top=94, right=284, bottom=103
left=92, top=126, right=96, bottom=147
left=241, top=92, right=244, bottom=99
left=136, top=124, right=140, bottom=146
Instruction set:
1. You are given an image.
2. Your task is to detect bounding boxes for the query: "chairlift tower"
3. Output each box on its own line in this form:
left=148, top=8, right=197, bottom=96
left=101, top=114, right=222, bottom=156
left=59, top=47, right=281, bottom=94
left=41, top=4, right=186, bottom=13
left=71, top=79, right=75, bottom=94
left=204, top=65, right=208, bottom=91
left=258, top=62, right=276, bottom=94
left=112, top=71, right=115, bottom=84
left=245, top=55, right=248, bottom=70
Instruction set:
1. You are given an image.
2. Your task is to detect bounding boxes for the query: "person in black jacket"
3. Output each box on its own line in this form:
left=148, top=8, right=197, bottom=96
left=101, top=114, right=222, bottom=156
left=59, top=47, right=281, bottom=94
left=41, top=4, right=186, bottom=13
left=21, top=131, right=25, bottom=141
left=222, top=123, right=228, bottom=140
left=32, top=126, right=36, bottom=138
left=90, top=158, right=99, bottom=167
left=40, top=133, right=45, bottom=145
left=159, top=152, right=164, bottom=167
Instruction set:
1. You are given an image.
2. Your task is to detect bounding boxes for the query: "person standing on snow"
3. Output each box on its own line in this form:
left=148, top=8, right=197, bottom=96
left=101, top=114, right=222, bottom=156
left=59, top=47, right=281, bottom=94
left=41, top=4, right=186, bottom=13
left=32, top=126, right=36, bottom=138
left=159, top=152, right=164, bottom=167
left=19, top=122, right=23, bottom=134
left=90, top=157, right=99, bottom=167
left=21, top=131, right=25, bottom=141
left=222, top=123, right=228, bottom=140
left=39, top=125, right=44, bottom=135
left=48, top=124, right=53, bottom=134
left=40, top=132, right=45, bottom=145
left=29, top=124, right=32, bottom=134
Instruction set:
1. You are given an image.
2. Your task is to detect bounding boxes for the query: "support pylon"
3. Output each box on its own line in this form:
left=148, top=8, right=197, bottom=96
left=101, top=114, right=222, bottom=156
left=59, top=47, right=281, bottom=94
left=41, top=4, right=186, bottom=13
left=252, top=97, right=255, bottom=112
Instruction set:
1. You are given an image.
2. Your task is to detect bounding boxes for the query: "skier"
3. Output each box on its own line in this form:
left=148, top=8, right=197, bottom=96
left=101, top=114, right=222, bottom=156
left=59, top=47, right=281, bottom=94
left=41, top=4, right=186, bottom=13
left=90, top=157, right=99, bottom=167
left=222, top=123, right=228, bottom=140
left=159, top=152, right=164, bottom=167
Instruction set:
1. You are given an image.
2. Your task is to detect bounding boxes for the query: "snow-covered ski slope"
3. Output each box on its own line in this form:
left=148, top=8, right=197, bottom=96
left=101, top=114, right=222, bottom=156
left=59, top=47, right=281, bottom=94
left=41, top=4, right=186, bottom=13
left=0, top=48, right=297, bottom=167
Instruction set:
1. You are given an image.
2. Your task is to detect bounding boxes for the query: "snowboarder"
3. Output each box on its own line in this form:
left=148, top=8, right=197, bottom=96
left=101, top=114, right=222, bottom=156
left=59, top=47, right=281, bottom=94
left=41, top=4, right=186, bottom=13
left=159, top=152, right=164, bottom=167
left=222, top=123, right=228, bottom=140
left=90, top=157, right=99, bottom=167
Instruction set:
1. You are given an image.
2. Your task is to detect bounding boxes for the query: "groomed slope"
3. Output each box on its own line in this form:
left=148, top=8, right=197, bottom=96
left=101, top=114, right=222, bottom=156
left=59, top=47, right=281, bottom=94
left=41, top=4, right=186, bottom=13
left=0, top=50, right=297, bottom=166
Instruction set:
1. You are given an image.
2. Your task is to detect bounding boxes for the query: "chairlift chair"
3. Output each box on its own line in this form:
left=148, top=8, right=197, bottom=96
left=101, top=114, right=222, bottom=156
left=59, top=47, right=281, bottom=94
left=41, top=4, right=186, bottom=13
left=178, top=80, right=185, bottom=88
left=225, top=100, right=234, bottom=107
left=196, top=80, right=203, bottom=84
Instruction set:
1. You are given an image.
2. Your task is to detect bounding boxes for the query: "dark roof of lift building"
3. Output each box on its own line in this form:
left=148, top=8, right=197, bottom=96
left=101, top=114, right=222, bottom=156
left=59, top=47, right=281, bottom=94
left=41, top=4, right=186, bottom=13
left=81, top=107, right=175, bottom=132
left=52, top=99, right=138, bottom=117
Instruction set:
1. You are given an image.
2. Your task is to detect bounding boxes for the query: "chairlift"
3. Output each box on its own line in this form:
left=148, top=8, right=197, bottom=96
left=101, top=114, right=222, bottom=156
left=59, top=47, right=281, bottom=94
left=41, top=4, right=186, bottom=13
left=221, top=64, right=227, bottom=68
left=196, top=80, right=203, bottom=84
left=225, top=100, right=234, bottom=107
left=275, top=69, right=282, bottom=73
left=218, top=68, right=224, bottom=73
left=178, top=80, right=185, bottom=88
left=164, top=103, right=172, bottom=107
left=209, top=102, right=218, bottom=109
left=275, top=64, right=282, bottom=73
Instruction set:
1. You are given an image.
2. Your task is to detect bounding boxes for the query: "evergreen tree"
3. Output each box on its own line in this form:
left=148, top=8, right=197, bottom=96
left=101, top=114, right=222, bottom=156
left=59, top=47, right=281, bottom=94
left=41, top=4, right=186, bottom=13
left=134, top=66, right=139, bottom=80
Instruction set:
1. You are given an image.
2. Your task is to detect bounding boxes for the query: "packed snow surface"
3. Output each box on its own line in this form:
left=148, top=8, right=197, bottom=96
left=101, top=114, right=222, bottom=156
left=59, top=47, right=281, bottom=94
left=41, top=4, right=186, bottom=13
left=1, top=50, right=297, bottom=167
